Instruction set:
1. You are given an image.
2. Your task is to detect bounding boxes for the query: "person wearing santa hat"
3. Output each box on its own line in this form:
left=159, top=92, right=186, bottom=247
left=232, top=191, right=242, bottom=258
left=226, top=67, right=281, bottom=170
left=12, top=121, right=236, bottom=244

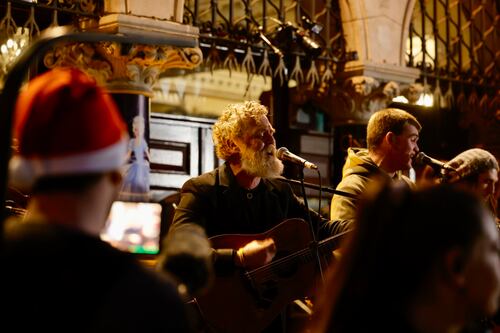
left=1, top=68, right=193, bottom=332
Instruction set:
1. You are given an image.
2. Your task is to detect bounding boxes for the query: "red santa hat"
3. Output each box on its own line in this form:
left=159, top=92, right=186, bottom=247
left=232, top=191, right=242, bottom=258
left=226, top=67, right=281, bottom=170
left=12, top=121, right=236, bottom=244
left=9, top=68, right=128, bottom=190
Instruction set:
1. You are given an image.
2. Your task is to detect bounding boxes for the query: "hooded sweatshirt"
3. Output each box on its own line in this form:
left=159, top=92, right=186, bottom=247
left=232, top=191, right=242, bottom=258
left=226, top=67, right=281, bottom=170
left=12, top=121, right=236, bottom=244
left=322, top=148, right=413, bottom=236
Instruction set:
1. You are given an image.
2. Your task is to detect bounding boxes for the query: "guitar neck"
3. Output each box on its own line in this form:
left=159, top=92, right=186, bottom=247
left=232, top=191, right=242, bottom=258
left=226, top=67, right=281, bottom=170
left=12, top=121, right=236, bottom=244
left=247, top=230, right=349, bottom=276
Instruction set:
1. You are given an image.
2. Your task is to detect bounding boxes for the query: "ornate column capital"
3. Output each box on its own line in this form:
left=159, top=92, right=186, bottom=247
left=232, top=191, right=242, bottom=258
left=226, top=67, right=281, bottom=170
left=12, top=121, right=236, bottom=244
left=342, top=61, right=421, bottom=84
left=327, top=75, right=401, bottom=125
left=44, top=42, right=202, bottom=95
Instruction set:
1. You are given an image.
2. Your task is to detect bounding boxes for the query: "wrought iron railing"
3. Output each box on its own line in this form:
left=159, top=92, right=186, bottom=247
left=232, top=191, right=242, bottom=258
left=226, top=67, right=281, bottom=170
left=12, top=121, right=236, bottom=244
left=183, top=0, right=350, bottom=87
left=1, top=0, right=100, bottom=32
left=0, top=0, right=102, bottom=86
left=2, top=1, right=349, bottom=88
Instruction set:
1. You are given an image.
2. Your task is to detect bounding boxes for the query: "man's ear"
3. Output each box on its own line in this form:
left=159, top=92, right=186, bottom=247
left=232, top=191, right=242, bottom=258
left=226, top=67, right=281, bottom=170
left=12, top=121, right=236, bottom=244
left=230, top=141, right=241, bottom=154
left=443, top=248, right=467, bottom=288
left=385, top=131, right=396, bottom=145
left=228, top=137, right=244, bottom=156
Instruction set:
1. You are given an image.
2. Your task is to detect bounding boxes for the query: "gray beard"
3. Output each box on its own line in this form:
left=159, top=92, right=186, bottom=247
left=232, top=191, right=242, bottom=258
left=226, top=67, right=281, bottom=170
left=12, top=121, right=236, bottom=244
left=240, top=147, right=284, bottom=178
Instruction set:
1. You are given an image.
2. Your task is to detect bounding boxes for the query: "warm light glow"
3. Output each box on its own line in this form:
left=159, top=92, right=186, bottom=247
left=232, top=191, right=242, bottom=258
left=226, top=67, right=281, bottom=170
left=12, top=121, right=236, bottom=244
left=1, top=28, right=30, bottom=84
left=392, top=93, right=433, bottom=107
left=392, top=95, right=409, bottom=103
left=416, top=93, right=433, bottom=107
left=406, top=35, right=436, bottom=68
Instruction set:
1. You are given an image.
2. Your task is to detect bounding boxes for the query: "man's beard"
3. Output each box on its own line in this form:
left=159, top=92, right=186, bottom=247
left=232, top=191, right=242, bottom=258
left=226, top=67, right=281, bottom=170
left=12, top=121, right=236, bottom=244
left=240, top=145, right=284, bottom=178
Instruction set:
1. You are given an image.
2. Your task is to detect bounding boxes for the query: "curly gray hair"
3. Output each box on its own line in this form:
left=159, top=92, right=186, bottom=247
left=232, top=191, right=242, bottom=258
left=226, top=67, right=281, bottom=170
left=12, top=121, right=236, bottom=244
left=212, top=101, right=269, bottom=160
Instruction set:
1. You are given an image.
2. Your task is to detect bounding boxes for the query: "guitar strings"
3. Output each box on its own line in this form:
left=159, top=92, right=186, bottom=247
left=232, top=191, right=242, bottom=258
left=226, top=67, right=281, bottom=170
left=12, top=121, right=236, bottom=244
left=245, top=230, right=351, bottom=282
left=246, top=243, right=327, bottom=282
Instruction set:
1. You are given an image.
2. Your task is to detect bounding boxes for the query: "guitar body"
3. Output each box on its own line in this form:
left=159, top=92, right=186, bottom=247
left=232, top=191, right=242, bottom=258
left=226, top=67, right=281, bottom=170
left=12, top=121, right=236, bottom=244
left=195, top=218, right=321, bottom=333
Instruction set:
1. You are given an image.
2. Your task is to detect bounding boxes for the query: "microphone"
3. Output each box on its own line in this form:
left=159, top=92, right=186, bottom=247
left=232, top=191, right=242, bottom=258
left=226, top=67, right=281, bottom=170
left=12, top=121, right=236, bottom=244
left=276, top=147, right=318, bottom=170
left=414, top=152, right=455, bottom=172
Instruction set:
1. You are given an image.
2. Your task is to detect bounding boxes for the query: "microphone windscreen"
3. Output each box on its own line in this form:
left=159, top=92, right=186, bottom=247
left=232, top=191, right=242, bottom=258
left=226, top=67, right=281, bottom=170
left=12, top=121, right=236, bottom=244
left=276, top=147, right=288, bottom=160
left=414, top=152, right=428, bottom=165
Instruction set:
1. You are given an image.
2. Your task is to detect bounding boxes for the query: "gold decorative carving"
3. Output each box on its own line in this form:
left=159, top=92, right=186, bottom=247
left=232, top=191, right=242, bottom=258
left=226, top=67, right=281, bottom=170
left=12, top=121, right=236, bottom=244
left=327, top=76, right=401, bottom=125
left=43, top=42, right=203, bottom=95
left=40, top=0, right=98, bottom=15
left=400, top=83, right=424, bottom=104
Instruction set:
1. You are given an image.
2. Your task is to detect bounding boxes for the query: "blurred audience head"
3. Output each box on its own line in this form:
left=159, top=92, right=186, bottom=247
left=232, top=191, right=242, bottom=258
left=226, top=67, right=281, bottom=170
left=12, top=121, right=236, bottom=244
left=313, top=181, right=500, bottom=333
left=9, top=68, right=128, bottom=193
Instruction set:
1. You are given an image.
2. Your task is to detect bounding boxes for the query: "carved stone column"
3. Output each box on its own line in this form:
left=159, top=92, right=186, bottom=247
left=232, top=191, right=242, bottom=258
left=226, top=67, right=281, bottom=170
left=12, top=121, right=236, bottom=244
left=330, top=0, right=421, bottom=125
left=327, top=72, right=428, bottom=125
left=327, top=75, right=401, bottom=125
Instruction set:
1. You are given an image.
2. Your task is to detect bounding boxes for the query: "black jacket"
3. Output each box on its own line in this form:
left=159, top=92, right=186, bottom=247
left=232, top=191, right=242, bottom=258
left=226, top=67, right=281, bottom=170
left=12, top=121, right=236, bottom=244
left=1, top=220, right=191, bottom=332
left=170, top=163, right=333, bottom=268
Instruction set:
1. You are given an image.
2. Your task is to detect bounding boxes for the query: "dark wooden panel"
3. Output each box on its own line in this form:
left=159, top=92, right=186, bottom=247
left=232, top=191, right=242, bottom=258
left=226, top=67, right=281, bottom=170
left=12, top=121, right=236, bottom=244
left=150, top=139, right=190, bottom=174
left=149, top=113, right=217, bottom=191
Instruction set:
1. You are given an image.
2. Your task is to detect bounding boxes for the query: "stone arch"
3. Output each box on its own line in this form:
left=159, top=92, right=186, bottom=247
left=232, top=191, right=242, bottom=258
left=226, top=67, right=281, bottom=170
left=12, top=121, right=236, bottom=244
left=339, top=0, right=417, bottom=66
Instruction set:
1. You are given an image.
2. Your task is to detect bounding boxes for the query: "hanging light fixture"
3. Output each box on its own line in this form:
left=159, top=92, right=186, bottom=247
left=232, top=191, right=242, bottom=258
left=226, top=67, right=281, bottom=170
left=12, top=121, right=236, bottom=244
left=0, top=1, right=30, bottom=88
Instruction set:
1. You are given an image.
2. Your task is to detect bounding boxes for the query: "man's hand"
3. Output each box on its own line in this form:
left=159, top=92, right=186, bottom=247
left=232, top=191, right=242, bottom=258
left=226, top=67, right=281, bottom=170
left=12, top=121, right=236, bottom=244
left=235, top=238, right=276, bottom=269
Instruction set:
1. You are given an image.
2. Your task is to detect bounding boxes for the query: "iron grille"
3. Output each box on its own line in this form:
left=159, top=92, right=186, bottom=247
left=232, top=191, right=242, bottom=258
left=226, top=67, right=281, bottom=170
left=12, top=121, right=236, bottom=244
left=183, top=0, right=349, bottom=85
left=408, top=0, right=498, bottom=89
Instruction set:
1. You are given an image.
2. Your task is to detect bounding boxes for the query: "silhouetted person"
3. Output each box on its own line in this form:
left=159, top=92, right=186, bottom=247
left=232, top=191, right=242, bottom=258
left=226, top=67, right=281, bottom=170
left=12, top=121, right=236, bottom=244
left=311, top=181, right=500, bottom=333
left=443, top=148, right=500, bottom=331
left=2, top=68, right=191, bottom=332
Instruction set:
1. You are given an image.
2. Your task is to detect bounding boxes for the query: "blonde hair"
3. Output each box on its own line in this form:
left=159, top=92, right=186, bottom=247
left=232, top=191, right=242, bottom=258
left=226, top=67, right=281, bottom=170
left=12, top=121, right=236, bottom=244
left=132, top=115, right=145, bottom=130
left=212, top=101, right=269, bottom=160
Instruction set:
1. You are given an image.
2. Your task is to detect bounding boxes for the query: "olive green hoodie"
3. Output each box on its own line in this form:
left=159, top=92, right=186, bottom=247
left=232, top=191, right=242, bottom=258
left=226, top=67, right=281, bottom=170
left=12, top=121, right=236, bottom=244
left=322, top=148, right=413, bottom=236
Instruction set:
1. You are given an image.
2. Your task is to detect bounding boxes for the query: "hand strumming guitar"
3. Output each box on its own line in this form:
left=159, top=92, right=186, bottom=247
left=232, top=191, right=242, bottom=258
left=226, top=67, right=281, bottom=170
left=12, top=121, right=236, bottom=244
left=234, top=238, right=276, bottom=269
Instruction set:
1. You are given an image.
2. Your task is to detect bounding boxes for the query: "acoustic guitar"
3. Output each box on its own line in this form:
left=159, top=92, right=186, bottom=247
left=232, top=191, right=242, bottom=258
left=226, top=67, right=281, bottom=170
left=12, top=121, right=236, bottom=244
left=194, top=218, right=348, bottom=333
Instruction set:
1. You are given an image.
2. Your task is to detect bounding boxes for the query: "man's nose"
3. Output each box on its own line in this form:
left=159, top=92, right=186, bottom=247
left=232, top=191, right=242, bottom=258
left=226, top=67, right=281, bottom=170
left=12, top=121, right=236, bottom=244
left=264, top=132, right=275, bottom=145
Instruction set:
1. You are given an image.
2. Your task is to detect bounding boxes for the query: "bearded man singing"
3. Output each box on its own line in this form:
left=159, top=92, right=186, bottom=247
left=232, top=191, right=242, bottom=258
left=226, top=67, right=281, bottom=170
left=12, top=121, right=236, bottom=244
left=159, top=101, right=338, bottom=333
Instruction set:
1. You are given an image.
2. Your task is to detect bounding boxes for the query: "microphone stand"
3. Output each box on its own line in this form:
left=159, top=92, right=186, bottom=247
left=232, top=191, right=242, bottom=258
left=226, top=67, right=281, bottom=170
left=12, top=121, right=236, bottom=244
left=277, top=177, right=357, bottom=199
left=296, top=168, right=325, bottom=284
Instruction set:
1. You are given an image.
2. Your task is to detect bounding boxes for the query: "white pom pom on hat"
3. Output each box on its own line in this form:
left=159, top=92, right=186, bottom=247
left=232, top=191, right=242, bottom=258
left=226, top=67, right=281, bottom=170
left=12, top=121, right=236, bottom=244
left=9, top=68, right=129, bottom=190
